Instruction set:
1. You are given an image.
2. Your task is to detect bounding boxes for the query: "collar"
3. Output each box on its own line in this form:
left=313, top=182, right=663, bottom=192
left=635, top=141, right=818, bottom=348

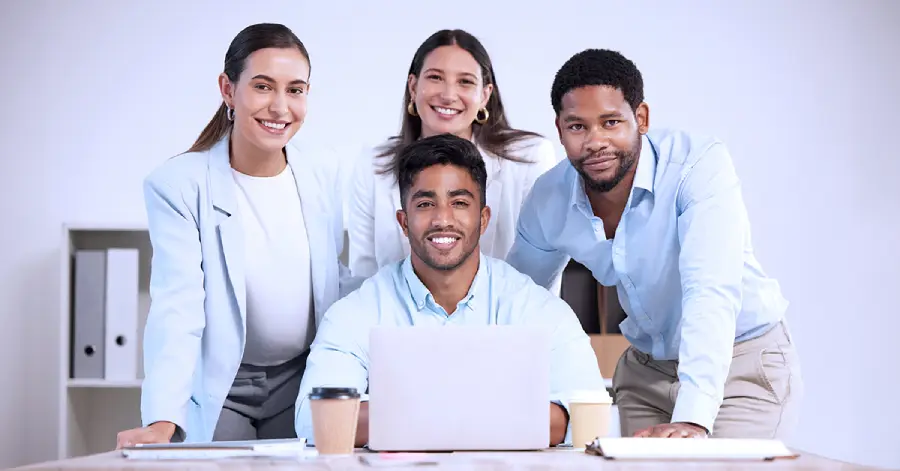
left=632, top=134, right=656, bottom=194
left=402, top=254, right=487, bottom=312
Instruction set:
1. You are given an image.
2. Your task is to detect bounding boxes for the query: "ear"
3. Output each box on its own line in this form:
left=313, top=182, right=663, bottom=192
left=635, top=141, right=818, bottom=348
left=218, top=73, right=235, bottom=108
left=479, top=204, right=492, bottom=236
left=396, top=209, right=409, bottom=237
left=635, top=102, right=650, bottom=135
left=480, top=83, right=494, bottom=109
left=554, top=115, right=563, bottom=142
left=407, top=74, right=418, bottom=102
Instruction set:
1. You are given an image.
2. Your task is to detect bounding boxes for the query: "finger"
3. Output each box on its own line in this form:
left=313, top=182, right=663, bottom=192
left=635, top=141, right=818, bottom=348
left=633, top=427, right=652, bottom=438
left=655, top=427, right=677, bottom=438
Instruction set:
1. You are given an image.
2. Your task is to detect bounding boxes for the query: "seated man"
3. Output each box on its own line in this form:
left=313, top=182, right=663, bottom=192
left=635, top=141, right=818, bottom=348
left=293, top=133, right=604, bottom=447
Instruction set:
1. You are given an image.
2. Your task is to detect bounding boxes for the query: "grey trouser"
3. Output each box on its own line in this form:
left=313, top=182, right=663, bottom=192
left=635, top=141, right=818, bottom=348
left=612, top=320, right=804, bottom=439
left=212, top=352, right=308, bottom=441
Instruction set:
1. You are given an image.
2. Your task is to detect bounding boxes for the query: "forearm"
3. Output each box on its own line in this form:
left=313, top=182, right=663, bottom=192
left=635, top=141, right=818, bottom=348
left=355, top=402, right=369, bottom=447
left=549, top=402, right=568, bottom=446
left=671, top=307, right=736, bottom=432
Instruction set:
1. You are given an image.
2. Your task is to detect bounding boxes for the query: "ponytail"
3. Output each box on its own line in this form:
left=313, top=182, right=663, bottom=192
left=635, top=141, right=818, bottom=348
left=186, top=102, right=232, bottom=153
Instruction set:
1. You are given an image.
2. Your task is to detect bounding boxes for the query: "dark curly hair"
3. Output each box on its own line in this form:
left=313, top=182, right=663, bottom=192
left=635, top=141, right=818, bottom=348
left=550, top=49, right=644, bottom=115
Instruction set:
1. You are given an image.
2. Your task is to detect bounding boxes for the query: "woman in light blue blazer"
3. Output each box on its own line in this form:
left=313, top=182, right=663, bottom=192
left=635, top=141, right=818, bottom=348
left=115, top=23, right=355, bottom=448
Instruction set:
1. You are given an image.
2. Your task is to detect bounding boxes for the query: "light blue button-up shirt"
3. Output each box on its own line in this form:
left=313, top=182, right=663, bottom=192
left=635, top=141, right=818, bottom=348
left=293, top=254, right=604, bottom=445
left=506, top=128, right=789, bottom=433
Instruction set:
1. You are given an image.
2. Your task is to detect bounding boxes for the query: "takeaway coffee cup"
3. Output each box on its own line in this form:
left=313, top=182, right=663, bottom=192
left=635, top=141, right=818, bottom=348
left=308, top=387, right=361, bottom=455
left=569, top=389, right=613, bottom=449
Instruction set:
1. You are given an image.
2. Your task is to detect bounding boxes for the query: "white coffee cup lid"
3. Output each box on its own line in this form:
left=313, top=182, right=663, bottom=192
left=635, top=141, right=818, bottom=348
left=568, top=388, right=612, bottom=404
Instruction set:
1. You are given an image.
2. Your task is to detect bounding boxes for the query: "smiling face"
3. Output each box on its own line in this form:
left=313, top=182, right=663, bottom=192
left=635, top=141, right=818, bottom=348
left=219, top=47, right=310, bottom=156
left=408, top=45, right=493, bottom=140
left=556, top=85, right=649, bottom=193
left=397, top=164, right=490, bottom=272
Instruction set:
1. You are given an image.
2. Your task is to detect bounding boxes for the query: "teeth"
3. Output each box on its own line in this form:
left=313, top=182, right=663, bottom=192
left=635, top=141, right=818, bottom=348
left=262, top=121, right=286, bottom=130
left=431, top=237, right=456, bottom=245
left=433, top=107, right=460, bottom=116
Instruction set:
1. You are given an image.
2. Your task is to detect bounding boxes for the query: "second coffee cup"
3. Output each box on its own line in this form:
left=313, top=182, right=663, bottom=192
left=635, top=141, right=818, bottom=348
left=568, top=389, right=613, bottom=449
left=309, top=387, right=361, bottom=455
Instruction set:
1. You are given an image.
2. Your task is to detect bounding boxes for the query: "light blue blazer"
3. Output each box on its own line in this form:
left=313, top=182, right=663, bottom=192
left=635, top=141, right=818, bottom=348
left=139, top=135, right=359, bottom=442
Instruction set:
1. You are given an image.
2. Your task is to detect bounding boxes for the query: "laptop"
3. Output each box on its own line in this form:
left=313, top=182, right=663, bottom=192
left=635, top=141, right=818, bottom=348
left=367, top=325, right=551, bottom=452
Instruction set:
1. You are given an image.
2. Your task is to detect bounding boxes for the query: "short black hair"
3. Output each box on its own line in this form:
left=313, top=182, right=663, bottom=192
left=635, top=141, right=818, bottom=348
left=397, top=134, right=487, bottom=210
left=550, top=49, right=644, bottom=115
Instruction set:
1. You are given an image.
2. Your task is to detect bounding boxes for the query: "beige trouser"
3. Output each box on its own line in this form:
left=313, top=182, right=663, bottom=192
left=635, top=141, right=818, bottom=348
left=612, top=321, right=803, bottom=439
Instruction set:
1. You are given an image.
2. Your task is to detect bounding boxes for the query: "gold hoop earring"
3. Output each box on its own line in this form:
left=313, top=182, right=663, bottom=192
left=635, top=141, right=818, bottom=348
left=407, top=101, right=418, bottom=117
left=475, top=108, right=489, bottom=125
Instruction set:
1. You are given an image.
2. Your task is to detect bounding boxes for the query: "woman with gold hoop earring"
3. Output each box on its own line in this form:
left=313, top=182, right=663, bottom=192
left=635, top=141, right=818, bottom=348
left=347, top=29, right=560, bottom=287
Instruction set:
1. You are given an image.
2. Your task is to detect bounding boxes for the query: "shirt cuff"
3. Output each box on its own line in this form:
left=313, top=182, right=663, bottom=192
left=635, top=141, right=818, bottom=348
left=670, top=382, right=719, bottom=434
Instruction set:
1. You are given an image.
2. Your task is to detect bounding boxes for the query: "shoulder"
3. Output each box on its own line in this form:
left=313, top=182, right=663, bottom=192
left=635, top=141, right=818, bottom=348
left=143, top=148, right=211, bottom=196
left=485, top=256, right=575, bottom=322
left=503, top=135, right=556, bottom=163
left=322, top=261, right=402, bottom=323
left=646, top=127, right=728, bottom=169
left=485, top=256, right=566, bottom=306
left=522, top=156, right=574, bottom=206
left=328, top=262, right=402, bottom=317
left=352, top=139, right=398, bottom=186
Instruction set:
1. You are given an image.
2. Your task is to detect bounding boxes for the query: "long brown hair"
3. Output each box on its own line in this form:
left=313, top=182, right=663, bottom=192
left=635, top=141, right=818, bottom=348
left=187, top=23, right=310, bottom=153
left=376, top=29, right=541, bottom=178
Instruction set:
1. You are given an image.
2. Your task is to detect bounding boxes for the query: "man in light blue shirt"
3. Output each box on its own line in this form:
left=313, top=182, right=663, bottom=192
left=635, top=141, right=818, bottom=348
left=507, top=49, right=803, bottom=440
left=294, top=133, right=604, bottom=447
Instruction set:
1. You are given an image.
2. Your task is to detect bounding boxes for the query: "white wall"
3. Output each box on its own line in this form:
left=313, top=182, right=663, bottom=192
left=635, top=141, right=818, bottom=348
left=1, top=0, right=898, bottom=468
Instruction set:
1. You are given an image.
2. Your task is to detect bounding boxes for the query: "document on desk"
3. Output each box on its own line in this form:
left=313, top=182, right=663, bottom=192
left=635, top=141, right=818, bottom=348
left=122, top=438, right=311, bottom=460
left=586, top=438, right=799, bottom=461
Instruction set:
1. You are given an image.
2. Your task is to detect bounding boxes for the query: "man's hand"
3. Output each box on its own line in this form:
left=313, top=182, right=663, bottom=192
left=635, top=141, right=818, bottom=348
left=634, top=422, right=708, bottom=438
left=549, top=403, right=569, bottom=446
left=115, top=421, right=176, bottom=449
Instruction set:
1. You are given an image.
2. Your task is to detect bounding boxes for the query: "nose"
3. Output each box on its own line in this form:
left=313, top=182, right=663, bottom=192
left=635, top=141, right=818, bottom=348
left=438, top=82, right=458, bottom=103
left=269, top=91, right=289, bottom=115
left=430, top=203, right=453, bottom=228
left=584, top=127, right=610, bottom=154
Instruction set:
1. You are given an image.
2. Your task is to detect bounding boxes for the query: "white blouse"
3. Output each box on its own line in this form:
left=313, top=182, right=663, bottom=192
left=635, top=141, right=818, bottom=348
left=347, top=135, right=560, bottom=279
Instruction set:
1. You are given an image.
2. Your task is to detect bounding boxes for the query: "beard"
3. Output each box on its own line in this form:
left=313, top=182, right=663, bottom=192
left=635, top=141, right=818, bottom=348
left=574, top=136, right=641, bottom=193
left=409, top=226, right=481, bottom=272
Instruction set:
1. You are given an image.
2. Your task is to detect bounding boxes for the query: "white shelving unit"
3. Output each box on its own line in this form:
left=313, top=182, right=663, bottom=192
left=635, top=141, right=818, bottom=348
left=58, top=223, right=151, bottom=459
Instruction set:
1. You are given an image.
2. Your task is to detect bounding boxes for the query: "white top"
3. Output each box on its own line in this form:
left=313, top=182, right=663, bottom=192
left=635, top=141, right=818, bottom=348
left=232, top=165, right=315, bottom=366
left=347, top=136, right=560, bottom=279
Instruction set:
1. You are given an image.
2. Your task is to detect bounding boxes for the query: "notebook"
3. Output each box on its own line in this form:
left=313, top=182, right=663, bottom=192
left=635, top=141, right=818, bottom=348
left=586, top=437, right=799, bottom=461
left=122, top=438, right=310, bottom=460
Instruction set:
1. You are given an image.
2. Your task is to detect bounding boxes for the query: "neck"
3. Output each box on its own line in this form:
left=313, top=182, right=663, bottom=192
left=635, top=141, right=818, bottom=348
left=586, top=163, right=637, bottom=219
left=411, top=251, right=480, bottom=315
left=229, top=133, right=287, bottom=177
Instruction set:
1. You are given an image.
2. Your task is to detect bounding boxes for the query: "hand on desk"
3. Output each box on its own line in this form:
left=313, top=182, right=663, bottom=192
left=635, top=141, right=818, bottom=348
left=633, top=422, right=708, bottom=438
left=115, top=421, right=176, bottom=449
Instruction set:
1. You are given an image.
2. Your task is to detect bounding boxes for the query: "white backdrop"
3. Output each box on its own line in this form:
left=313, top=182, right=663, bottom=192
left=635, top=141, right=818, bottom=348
left=0, top=0, right=898, bottom=468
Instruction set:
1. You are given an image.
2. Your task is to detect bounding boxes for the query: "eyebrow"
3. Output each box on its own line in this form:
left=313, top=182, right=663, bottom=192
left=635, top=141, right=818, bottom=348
left=251, top=74, right=308, bottom=86
left=410, top=188, right=475, bottom=200
left=411, top=189, right=437, bottom=200
left=562, top=112, right=623, bottom=123
left=448, top=189, right=475, bottom=199
left=422, top=67, right=478, bottom=80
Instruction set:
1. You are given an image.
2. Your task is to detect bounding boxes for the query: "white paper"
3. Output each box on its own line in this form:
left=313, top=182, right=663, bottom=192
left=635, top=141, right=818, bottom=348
left=122, top=438, right=313, bottom=460
left=593, top=438, right=797, bottom=461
